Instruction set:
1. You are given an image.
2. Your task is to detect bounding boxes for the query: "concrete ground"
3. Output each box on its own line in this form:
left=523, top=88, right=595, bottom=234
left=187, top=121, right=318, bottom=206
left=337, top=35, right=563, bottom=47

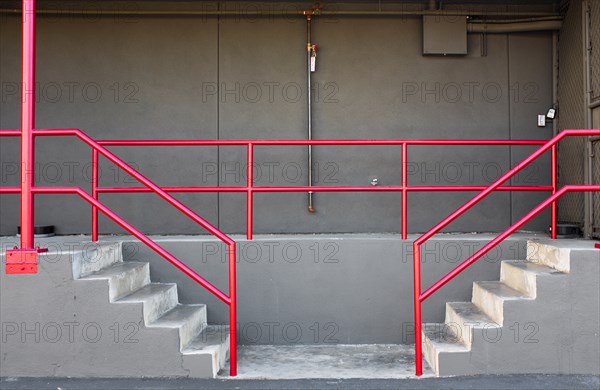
left=1, top=375, right=599, bottom=390
left=220, top=344, right=433, bottom=379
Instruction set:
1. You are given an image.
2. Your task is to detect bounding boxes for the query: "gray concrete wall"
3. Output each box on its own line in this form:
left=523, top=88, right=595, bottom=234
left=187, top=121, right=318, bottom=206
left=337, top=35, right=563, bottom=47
left=0, top=2, right=555, bottom=236
left=0, top=234, right=534, bottom=347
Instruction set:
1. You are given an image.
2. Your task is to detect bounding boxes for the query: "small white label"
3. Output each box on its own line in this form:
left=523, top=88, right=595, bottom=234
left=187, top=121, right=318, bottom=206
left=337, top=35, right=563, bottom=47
left=310, top=56, right=316, bottom=72
left=537, top=115, right=546, bottom=127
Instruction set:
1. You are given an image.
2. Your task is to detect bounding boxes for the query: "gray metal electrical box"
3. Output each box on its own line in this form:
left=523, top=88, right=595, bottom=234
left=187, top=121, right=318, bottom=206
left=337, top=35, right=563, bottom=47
left=423, top=15, right=467, bottom=55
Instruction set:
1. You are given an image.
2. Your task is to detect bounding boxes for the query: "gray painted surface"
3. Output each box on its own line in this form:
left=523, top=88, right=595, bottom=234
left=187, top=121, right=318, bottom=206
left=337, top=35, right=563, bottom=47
left=0, top=234, right=535, bottom=349
left=1, top=234, right=598, bottom=378
left=422, top=239, right=600, bottom=376
left=0, top=240, right=228, bottom=378
left=1, top=375, right=600, bottom=390
left=0, top=7, right=554, bottom=235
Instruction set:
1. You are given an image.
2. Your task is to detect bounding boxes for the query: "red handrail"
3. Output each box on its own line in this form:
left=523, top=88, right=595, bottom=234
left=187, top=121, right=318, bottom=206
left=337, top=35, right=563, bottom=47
left=412, top=129, right=600, bottom=376
left=73, top=134, right=550, bottom=241
left=2, top=128, right=572, bottom=378
left=0, top=128, right=238, bottom=376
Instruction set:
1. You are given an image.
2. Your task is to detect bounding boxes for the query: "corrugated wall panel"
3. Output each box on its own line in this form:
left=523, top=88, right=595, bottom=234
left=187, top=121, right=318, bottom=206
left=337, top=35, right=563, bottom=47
left=557, top=0, right=586, bottom=224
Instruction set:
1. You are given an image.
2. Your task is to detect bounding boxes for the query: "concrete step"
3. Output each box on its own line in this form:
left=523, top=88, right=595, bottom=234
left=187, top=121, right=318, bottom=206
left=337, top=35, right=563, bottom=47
left=421, top=323, right=469, bottom=377
left=117, top=283, right=178, bottom=323
left=527, top=239, right=600, bottom=273
left=423, top=240, right=599, bottom=377
left=72, top=241, right=123, bottom=278
left=149, top=304, right=207, bottom=350
left=527, top=240, right=572, bottom=272
left=445, top=302, right=500, bottom=348
left=78, top=261, right=150, bottom=301
left=500, top=260, right=561, bottom=297
left=472, top=281, right=530, bottom=325
left=183, top=325, right=230, bottom=378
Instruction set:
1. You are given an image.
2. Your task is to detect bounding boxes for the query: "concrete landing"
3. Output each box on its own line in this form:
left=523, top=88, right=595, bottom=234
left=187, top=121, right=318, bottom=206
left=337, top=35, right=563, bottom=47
left=219, top=344, right=433, bottom=379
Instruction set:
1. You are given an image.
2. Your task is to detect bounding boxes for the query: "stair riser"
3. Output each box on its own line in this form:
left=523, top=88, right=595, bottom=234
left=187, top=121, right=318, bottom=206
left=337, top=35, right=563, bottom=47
left=108, top=264, right=151, bottom=301
left=182, top=335, right=230, bottom=380
left=527, top=241, right=570, bottom=272
left=72, top=242, right=123, bottom=278
left=178, top=308, right=208, bottom=350
left=215, top=335, right=230, bottom=371
left=422, top=331, right=440, bottom=375
left=500, top=263, right=536, bottom=297
left=445, top=306, right=501, bottom=349
left=472, top=284, right=506, bottom=325
left=142, top=287, right=179, bottom=323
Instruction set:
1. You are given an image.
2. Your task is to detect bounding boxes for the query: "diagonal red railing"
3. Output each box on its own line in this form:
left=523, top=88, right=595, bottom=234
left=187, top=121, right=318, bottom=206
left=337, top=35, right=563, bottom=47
left=0, top=128, right=238, bottom=376
left=5, top=0, right=238, bottom=376
left=2, top=127, right=561, bottom=378
left=412, top=129, right=600, bottom=376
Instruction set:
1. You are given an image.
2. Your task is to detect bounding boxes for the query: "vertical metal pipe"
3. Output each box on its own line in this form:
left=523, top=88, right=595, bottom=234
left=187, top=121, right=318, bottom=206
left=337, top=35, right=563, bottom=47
left=228, top=243, right=237, bottom=376
left=583, top=0, right=593, bottom=238
left=551, top=29, right=558, bottom=240
left=551, top=144, right=557, bottom=239
left=246, top=144, right=253, bottom=240
left=20, top=0, right=36, bottom=249
left=402, top=143, right=408, bottom=240
left=92, top=149, right=99, bottom=241
left=413, top=242, right=422, bottom=376
left=552, top=31, right=558, bottom=137
left=306, top=14, right=315, bottom=213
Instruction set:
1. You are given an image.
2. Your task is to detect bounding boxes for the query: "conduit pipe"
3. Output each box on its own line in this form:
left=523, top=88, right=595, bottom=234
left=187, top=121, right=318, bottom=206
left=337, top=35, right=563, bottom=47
left=305, top=9, right=316, bottom=213
left=467, top=20, right=563, bottom=33
left=0, top=8, right=561, bottom=17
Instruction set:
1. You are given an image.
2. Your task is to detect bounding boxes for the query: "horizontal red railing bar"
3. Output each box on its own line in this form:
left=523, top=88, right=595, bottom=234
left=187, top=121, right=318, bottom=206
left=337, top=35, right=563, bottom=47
left=96, top=139, right=547, bottom=146
left=31, top=186, right=231, bottom=304
left=95, top=185, right=554, bottom=193
left=0, top=129, right=548, bottom=146
left=0, top=130, right=23, bottom=136
left=0, top=187, right=20, bottom=193
left=419, top=184, right=600, bottom=302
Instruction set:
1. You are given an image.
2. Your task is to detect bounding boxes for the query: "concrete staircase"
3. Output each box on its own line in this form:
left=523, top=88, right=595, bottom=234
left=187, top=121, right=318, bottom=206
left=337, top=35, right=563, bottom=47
left=422, top=239, right=600, bottom=376
left=72, top=241, right=230, bottom=378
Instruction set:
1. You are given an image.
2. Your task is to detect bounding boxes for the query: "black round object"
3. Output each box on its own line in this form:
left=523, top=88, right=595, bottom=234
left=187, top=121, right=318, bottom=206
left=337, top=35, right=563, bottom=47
left=554, top=223, right=581, bottom=238
left=17, top=225, right=55, bottom=237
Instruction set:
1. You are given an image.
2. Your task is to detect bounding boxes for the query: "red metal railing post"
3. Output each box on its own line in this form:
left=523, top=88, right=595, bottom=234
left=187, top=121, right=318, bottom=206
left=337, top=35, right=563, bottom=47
left=5, top=0, right=46, bottom=274
left=228, top=243, right=237, bottom=376
left=246, top=143, right=254, bottom=240
left=402, top=143, right=408, bottom=240
left=92, top=149, right=99, bottom=241
left=19, top=0, right=36, bottom=250
left=551, top=144, right=557, bottom=239
left=413, top=242, right=422, bottom=376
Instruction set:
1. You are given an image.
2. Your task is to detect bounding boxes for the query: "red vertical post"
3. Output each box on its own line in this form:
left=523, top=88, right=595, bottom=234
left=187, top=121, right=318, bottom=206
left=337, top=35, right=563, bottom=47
left=413, top=242, right=422, bottom=376
left=551, top=144, right=557, bottom=239
left=228, top=243, right=237, bottom=376
left=92, top=149, right=99, bottom=241
left=6, top=0, right=44, bottom=273
left=402, top=143, right=408, bottom=240
left=20, top=0, right=36, bottom=249
left=246, top=143, right=253, bottom=240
